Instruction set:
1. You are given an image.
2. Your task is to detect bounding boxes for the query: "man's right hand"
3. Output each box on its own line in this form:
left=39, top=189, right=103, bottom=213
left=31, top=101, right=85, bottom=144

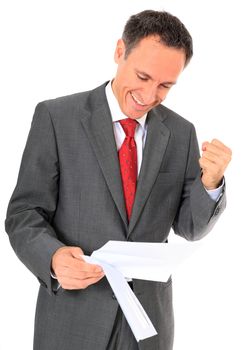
left=51, top=246, right=104, bottom=290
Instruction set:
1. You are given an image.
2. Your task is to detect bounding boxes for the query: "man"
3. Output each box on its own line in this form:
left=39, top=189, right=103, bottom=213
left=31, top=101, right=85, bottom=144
left=5, top=10, right=231, bottom=350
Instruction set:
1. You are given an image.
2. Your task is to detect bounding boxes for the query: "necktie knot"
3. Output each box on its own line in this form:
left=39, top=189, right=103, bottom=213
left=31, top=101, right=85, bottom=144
left=119, top=118, right=137, bottom=138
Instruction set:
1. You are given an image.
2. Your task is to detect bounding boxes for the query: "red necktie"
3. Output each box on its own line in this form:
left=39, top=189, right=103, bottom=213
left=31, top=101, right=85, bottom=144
left=118, top=118, right=138, bottom=220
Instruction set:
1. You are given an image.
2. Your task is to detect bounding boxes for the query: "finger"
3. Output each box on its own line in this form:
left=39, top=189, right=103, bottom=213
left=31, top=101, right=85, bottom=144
left=60, top=274, right=104, bottom=290
left=81, top=256, right=104, bottom=273
left=62, top=257, right=103, bottom=274
left=54, top=257, right=103, bottom=280
left=201, top=145, right=232, bottom=168
left=202, top=142, right=224, bottom=157
left=70, top=249, right=103, bottom=273
left=81, top=260, right=104, bottom=274
left=201, top=141, right=209, bottom=152
left=202, top=151, right=231, bottom=172
left=205, top=142, right=229, bottom=157
left=57, top=262, right=104, bottom=279
left=202, top=139, right=232, bottom=158
left=70, top=247, right=85, bottom=260
left=56, top=266, right=104, bottom=280
left=82, top=275, right=105, bottom=288
left=211, top=139, right=232, bottom=154
left=199, top=157, right=219, bottom=172
left=201, top=151, right=220, bottom=164
left=64, top=252, right=103, bottom=274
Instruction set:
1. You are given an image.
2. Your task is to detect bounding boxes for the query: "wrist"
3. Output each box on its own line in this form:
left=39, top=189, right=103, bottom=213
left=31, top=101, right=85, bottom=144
left=201, top=175, right=223, bottom=190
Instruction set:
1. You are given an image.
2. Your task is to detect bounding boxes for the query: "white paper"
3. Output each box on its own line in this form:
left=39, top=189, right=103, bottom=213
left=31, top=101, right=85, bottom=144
left=92, top=240, right=199, bottom=282
left=82, top=240, right=200, bottom=342
left=85, top=255, right=157, bottom=341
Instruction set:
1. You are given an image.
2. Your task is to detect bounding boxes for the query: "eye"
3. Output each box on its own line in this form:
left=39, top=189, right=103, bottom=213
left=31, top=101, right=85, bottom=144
left=160, top=84, right=172, bottom=89
left=137, top=74, right=148, bottom=81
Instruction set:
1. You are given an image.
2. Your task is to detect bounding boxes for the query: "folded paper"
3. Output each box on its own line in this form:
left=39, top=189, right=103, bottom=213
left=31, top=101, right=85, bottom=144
left=82, top=240, right=200, bottom=341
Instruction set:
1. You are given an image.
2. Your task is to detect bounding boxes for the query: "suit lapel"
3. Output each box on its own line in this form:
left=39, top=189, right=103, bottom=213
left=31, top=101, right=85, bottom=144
left=79, top=84, right=128, bottom=228
left=128, top=109, right=171, bottom=235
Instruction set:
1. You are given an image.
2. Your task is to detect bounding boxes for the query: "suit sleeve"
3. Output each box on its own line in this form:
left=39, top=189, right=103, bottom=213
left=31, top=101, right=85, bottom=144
left=5, top=102, right=65, bottom=294
left=172, top=124, right=226, bottom=241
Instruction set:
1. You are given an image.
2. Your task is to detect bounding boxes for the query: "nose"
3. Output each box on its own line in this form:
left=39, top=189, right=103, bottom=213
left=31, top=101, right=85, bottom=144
left=141, top=84, right=159, bottom=105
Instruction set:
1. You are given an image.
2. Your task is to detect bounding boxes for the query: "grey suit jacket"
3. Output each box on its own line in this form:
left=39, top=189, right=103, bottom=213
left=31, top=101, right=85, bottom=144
left=5, top=82, right=226, bottom=350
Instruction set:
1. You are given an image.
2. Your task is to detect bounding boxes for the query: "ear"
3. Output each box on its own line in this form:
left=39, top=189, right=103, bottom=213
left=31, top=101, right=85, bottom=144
left=114, top=39, right=126, bottom=63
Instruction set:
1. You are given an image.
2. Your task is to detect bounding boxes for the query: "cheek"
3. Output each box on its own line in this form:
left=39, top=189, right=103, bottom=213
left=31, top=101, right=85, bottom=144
left=123, top=73, right=141, bottom=91
left=159, top=89, right=170, bottom=101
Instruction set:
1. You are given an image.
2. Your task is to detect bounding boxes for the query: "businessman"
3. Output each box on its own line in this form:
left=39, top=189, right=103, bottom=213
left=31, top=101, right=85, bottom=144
left=5, top=10, right=231, bottom=350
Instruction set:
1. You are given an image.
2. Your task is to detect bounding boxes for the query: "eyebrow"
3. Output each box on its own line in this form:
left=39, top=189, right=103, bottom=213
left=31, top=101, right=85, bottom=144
left=135, top=69, right=177, bottom=85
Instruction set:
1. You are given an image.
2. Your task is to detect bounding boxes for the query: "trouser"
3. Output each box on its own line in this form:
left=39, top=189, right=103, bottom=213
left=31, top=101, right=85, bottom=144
left=106, top=307, right=139, bottom=350
left=106, top=282, right=139, bottom=350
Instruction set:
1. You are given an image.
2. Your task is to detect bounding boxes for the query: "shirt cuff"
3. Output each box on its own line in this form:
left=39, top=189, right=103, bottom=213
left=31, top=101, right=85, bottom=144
left=205, top=178, right=224, bottom=202
left=50, top=270, right=61, bottom=290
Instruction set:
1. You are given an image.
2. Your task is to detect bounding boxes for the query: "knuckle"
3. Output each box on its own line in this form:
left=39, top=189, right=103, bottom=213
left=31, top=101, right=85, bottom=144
left=211, top=138, right=220, bottom=145
left=80, top=280, right=89, bottom=289
left=73, top=247, right=83, bottom=254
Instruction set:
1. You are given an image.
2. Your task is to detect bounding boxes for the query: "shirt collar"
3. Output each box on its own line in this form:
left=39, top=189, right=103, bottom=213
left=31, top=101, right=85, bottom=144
left=105, top=80, right=147, bottom=129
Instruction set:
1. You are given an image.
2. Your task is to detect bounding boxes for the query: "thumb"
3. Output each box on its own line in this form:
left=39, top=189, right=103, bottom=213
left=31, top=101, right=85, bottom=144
left=201, top=141, right=209, bottom=152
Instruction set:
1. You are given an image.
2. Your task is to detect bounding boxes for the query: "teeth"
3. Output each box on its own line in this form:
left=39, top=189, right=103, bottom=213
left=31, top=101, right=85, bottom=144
left=131, top=93, right=145, bottom=106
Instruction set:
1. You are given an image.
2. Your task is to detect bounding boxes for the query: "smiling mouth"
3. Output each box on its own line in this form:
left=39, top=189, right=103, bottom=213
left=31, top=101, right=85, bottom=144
left=130, top=92, right=147, bottom=107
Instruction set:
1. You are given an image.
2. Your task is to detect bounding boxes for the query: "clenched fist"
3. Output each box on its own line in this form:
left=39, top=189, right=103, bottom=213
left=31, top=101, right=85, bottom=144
left=199, top=139, right=232, bottom=190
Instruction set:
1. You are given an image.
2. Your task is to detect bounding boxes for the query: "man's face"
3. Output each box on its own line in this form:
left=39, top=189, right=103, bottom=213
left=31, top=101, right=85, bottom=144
left=112, top=35, right=186, bottom=119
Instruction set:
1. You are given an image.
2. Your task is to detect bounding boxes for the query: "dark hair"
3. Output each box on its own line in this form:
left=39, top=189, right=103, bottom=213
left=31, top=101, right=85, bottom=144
left=122, top=10, right=193, bottom=66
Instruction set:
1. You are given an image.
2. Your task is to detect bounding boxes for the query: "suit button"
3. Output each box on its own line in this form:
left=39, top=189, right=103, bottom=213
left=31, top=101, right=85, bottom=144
left=112, top=294, right=117, bottom=300
left=214, top=207, right=220, bottom=215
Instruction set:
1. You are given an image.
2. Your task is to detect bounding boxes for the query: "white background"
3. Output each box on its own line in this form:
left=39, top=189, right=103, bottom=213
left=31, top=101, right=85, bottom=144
left=1, top=0, right=251, bottom=349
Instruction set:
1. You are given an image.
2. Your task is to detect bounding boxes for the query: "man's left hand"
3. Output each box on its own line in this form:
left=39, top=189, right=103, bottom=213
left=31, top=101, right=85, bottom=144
left=199, top=139, right=232, bottom=190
